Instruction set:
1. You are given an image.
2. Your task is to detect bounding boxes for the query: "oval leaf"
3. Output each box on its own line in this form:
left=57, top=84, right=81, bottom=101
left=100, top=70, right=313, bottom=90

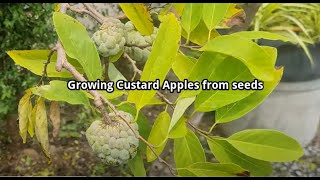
left=34, top=97, right=51, bottom=159
left=172, top=52, right=197, bottom=81
left=32, top=80, right=90, bottom=106
left=49, top=101, right=60, bottom=138
left=202, top=3, right=230, bottom=31
left=108, top=63, right=127, bottom=82
left=128, top=150, right=146, bottom=177
left=180, top=3, right=203, bottom=42
left=200, top=35, right=276, bottom=81
left=194, top=56, right=256, bottom=112
left=168, top=116, right=188, bottom=139
left=178, top=162, right=249, bottom=177
left=215, top=68, right=283, bottom=124
left=146, top=111, right=170, bottom=162
left=169, top=96, right=195, bottom=132
left=174, top=129, right=206, bottom=168
left=53, top=12, right=102, bottom=81
left=207, top=137, right=272, bottom=176
left=18, top=90, right=32, bottom=143
left=119, top=3, right=154, bottom=35
left=127, top=13, right=181, bottom=111
left=7, top=50, right=83, bottom=78
left=227, top=129, right=304, bottom=162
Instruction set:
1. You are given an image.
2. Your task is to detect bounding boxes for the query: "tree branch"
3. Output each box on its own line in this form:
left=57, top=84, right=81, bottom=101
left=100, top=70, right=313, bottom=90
left=37, top=48, right=56, bottom=86
left=68, top=5, right=104, bottom=24
left=83, top=3, right=107, bottom=23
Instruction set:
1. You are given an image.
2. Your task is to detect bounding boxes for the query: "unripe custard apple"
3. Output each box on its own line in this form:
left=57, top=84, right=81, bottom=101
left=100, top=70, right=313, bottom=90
left=86, top=111, right=139, bottom=166
left=92, top=18, right=126, bottom=57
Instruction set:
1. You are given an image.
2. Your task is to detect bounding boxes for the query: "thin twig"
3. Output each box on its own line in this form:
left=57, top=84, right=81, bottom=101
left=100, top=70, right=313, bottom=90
left=187, top=121, right=210, bottom=136
left=125, top=44, right=151, bottom=49
left=114, top=14, right=127, bottom=20
left=37, top=48, right=56, bottom=86
left=124, top=53, right=175, bottom=108
left=83, top=3, right=107, bottom=23
left=68, top=5, right=103, bottom=24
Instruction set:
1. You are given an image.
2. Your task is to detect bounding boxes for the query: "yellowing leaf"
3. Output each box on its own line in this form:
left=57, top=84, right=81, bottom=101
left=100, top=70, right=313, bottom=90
left=146, top=111, right=170, bottom=162
left=127, top=13, right=181, bottom=111
left=180, top=3, right=203, bottom=42
left=49, top=101, right=60, bottom=138
left=119, top=3, right=154, bottom=35
left=7, top=50, right=84, bottom=78
left=18, top=90, right=32, bottom=143
left=158, top=3, right=185, bottom=21
left=218, top=3, right=245, bottom=29
left=34, top=98, right=51, bottom=159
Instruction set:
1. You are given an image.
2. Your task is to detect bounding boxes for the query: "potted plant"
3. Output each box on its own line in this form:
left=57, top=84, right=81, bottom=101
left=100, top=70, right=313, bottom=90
left=220, top=3, right=320, bottom=147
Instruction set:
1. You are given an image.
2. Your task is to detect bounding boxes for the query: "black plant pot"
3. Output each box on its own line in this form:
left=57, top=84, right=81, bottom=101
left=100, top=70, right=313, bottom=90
left=259, top=39, right=320, bottom=82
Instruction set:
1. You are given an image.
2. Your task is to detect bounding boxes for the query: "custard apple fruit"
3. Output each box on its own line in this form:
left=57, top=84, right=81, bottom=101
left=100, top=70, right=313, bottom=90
left=124, top=21, right=158, bottom=62
left=92, top=18, right=126, bottom=57
left=86, top=111, right=139, bottom=166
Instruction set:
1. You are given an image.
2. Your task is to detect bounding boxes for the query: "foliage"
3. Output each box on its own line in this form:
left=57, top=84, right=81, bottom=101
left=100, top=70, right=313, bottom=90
left=251, top=3, right=320, bottom=64
left=0, top=3, right=56, bottom=120
left=7, top=3, right=304, bottom=177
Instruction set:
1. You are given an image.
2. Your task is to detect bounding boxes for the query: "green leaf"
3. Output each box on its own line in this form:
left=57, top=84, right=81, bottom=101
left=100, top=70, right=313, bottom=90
left=180, top=3, right=203, bottom=42
left=201, top=35, right=276, bottom=81
left=28, top=100, right=36, bottom=138
left=168, top=116, right=188, bottom=139
left=128, top=150, right=146, bottom=177
left=119, top=3, right=154, bottom=35
left=32, top=80, right=90, bottom=106
left=215, top=68, right=283, bottom=123
left=146, top=111, right=170, bottom=162
left=179, top=52, right=226, bottom=99
left=207, top=137, right=272, bottom=176
left=109, top=49, right=124, bottom=63
left=172, top=52, right=197, bottom=80
left=34, top=97, right=50, bottom=159
left=181, top=20, right=220, bottom=46
left=226, top=129, right=304, bottom=162
left=127, top=13, right=181, bottom=111
left=169, top=96, right=195, bottom=132
left=174, top=129, right=206, bottom=168
left=178, top=162, right=249, bottom=177
left=7, top=50, right=84, bottom=78
left=195, top=56, right=256, bottom=112
left=53, top=12, right=102, bottom=81
left=18, top=90, right=32, bottom=143
left=108, top=63, right=127, bottom=82
left=231, top=31, right=291, bottom=42
left=202, top=4, right=230, bottom=31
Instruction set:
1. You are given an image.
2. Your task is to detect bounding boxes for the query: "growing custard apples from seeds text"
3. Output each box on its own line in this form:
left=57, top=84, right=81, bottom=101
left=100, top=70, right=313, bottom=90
left=124, top=21, right=158, bottom=62
left=86, top=111, right=139, bottom=166
left=92, top=18, right=126, bottom=57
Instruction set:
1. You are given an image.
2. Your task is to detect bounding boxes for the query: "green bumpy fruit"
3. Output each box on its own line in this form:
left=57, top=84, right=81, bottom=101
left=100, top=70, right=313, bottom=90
left=124, top=21, right=158, bottom=62
left=86, top=111, right=139, bottom=166
left=92, top=18, right=126, bottom=57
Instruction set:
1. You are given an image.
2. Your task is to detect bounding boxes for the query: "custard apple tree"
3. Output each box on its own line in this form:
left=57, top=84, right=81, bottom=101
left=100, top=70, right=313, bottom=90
left=8, top=3, right=304, bottom=177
